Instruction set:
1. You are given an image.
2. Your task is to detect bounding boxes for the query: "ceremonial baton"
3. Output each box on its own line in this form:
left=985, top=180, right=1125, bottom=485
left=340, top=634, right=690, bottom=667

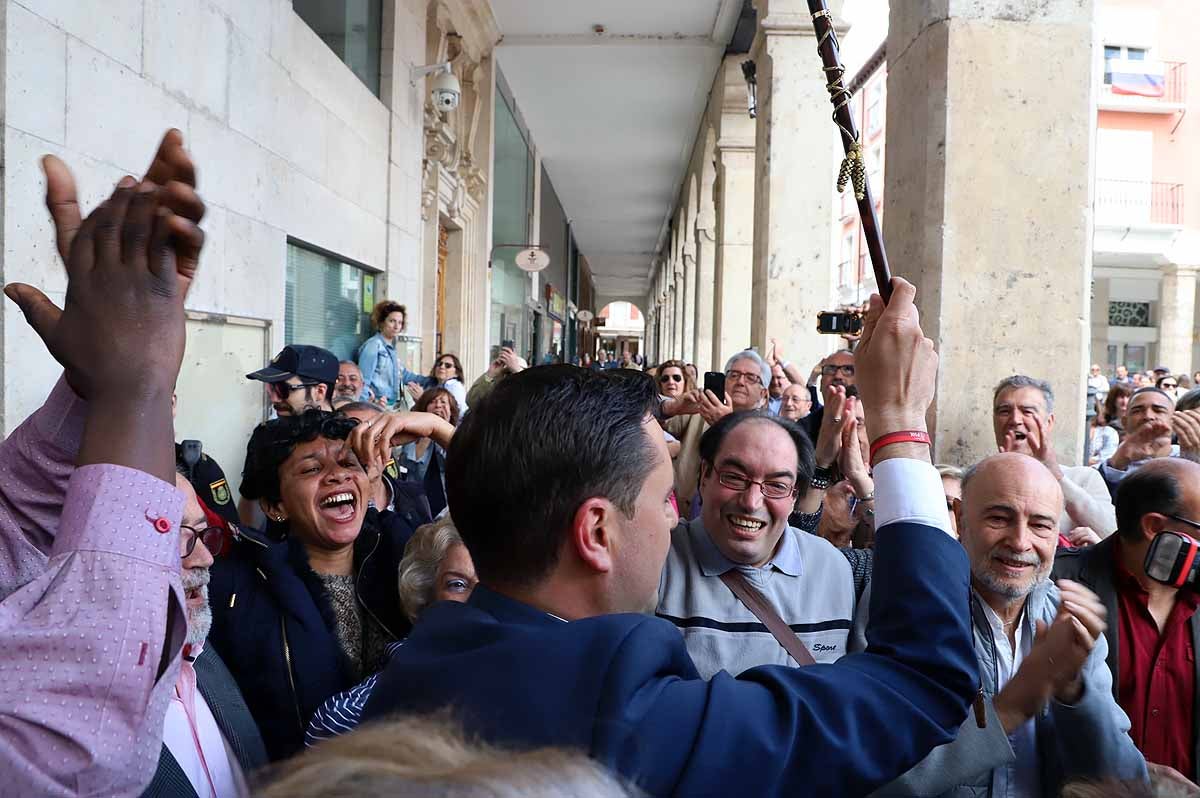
left=806, top=0, right=893, bottom=303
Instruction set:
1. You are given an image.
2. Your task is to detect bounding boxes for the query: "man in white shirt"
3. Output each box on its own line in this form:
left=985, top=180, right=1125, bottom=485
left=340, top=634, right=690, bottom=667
left=875, top=453, right=1146, bottom=797
left=144, top=477, right=267, bottom=797
left=992, top=375, right=1117, bottom=540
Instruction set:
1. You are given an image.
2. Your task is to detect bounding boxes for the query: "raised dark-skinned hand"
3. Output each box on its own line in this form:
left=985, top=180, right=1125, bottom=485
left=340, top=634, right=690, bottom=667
left=25, top=130, right=205, bottom=398
left=5, top=178, right=203, bottom=483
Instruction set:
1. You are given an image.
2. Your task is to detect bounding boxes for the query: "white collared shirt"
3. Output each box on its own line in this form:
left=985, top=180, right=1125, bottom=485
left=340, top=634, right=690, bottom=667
left=979, top=601, right=1041, bottom=798
left=161, top=648, right=241, bottom=798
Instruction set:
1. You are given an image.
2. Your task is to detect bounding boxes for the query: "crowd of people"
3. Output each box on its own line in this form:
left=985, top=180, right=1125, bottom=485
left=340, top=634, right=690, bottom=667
left=3, top=130, right=1200, bottom=798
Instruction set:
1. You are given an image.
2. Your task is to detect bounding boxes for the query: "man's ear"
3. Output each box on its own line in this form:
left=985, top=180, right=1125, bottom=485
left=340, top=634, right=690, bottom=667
left=570, top=497, right=615, bottom=575
left=1140, top=512, right=1168, bottom=543
left=314, top=383, right=329, bottom=404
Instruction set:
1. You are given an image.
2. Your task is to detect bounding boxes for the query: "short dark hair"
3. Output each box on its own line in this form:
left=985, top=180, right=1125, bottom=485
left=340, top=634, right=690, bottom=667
left=1115, top=465, right=1186, bottom=542
left=697, top=411, right=815, bottom=488
left=414, top=386, right=461, bottom=427
left=445, top=365, right=659, bottom=587
left=245, top=410, right=360, bottom=503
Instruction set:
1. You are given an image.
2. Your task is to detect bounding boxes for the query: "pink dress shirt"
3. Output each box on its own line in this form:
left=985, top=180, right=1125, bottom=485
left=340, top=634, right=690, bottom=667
left=162, top=645, right=240, bottom=798
left=0, top=377, right=186, bottom=796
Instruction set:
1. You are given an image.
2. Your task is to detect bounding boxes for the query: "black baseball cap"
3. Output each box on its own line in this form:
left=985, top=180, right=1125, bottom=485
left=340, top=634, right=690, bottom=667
left=247, top=345, right=339, bottom=384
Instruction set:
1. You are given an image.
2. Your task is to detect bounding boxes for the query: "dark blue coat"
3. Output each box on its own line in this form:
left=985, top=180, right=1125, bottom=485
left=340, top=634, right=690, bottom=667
left=361, top=521, right=977, bottom=796
left=208, top=505, right=426, bottom=761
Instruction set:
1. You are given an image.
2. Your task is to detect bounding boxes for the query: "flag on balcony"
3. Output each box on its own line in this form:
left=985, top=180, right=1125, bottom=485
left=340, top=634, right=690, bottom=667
left=1109, top=60, right=1166, bottom=97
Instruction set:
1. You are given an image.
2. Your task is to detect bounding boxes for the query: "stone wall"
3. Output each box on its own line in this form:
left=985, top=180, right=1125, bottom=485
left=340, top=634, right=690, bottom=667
left=0, top=0, right=447, bottom=445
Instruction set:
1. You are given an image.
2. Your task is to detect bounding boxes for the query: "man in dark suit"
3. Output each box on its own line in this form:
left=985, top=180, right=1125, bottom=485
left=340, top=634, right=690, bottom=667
left=1054, top=457, right=1200, bottom=791
left=355, top=280, right=978, bottom=796
left=142, top=476, right=267, bottom=797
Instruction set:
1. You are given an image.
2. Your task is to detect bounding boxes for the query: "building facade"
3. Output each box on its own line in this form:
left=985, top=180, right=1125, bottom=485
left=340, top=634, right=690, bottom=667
left=2, top=0, right=604, bottom=490
left=830, top=0, right=1199, bottom=380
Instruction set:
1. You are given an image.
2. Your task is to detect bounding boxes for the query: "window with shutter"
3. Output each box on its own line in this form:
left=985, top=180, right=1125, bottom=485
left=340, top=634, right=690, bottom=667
left=285, top=242, right=374, bottom=363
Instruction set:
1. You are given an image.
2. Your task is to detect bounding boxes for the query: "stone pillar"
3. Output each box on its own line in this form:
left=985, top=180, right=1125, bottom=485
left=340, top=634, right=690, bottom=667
left=1159, top=265, right=1198, bottom=373
left=673, top=273, right=685, bottom=358
left=694, top=228, right=717, bottom=372
left=682, top=247, right=697, bottom=363
left=749, top=0, right=842, bottom=373
left=713, top=141, right=755, bottom=366
left=886, top=0, right=1096, bottom=465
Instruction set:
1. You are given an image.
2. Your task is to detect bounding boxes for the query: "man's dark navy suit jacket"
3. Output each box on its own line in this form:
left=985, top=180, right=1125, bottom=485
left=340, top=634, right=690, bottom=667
left=362, top=521, right=976, bottom=797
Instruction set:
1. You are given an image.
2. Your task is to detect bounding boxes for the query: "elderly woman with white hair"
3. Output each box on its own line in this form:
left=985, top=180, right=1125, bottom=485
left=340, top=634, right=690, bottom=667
left=305, top=518, right=477, bottom=745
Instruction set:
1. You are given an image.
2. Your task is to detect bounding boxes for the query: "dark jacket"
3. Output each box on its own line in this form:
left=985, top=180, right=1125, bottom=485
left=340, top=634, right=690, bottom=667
left=1053, top=535, right=1200, bottom=783
left=140, top=646, right=268, bottom=797
left=208, top=508, right=415, bottom=761
left=361, top=522, right=978, bottom=797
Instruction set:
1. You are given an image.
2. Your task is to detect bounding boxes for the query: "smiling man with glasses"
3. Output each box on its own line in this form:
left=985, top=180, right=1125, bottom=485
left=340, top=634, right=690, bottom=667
left=657, top=410, right=862, bottom=678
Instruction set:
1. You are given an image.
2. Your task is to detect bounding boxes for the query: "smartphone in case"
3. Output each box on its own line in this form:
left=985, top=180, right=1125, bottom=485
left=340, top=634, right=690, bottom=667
left=703, top=371, right=726, bottom=403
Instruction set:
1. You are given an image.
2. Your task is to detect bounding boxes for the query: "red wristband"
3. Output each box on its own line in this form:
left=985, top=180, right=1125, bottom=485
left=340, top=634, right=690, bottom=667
left=870, top=430, right=932, bottom=465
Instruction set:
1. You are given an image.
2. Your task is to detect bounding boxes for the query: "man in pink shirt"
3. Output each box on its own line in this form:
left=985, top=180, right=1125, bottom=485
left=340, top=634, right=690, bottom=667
left=0, top=131, right=208, bottom=796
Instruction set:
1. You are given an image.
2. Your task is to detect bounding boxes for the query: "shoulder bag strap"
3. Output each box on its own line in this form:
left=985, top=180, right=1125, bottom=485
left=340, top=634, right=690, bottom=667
left=718, top=569, right=816, bottom=667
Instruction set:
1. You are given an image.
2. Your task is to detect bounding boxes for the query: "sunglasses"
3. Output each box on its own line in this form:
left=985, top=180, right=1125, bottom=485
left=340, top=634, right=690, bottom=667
left=659, top=373, right=684, bottom=383
left=181, top=525, right=224, bottom=559
left=270, top=381, right=319, bottom=399
left=436, top=361, right=456, bottom=369
left=1162, top=383, right=1178, bottom=389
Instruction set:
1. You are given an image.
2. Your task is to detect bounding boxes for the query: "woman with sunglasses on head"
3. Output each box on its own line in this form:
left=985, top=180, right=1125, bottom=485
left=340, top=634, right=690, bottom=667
left=208, top=409, right=449, bottom=762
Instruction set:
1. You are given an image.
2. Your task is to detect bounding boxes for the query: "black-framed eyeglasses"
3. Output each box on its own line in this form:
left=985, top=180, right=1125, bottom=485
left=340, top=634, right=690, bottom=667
left=1162, top=383, right=1178, bottom=389
left=181, top=525, right=224, bottom=559
left=660, top=373, right=683, bottom=383
left=1167, top=514, right=1200, bottom=532
left=715, top=470, right=797, bottom=500
left=270, top=380, right=319, bottom=398
left=822, top=364, right=856, bottom=376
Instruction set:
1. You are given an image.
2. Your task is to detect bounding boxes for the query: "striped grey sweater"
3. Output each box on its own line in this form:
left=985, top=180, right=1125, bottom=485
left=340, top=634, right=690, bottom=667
left=657, top=518, right=858, bottom=679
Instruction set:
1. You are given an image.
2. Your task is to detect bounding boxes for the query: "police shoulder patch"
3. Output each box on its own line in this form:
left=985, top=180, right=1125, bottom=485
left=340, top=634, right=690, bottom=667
left=209, top=479, right=232, bottom=506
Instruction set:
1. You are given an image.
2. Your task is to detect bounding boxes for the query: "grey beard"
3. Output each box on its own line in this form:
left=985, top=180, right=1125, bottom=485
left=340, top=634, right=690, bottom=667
left=971, top=560, right=1049, bottom=604
left=182, top=567, right=212, bottom=647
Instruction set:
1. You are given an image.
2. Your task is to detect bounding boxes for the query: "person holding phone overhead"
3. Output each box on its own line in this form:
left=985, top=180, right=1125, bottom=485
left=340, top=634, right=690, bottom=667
left=658, top=350, right=772, bottom=518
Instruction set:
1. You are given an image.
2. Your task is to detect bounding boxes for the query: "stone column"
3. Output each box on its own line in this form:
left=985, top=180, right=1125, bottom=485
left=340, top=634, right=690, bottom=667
left=713, top=142, right=755, bottom=366
left=886, top=0, right=1096, bottom=464
left=1159, top=265, right=1198, bottom=373
left=682, top=246, right=697, bottom=363
left=694, top=228, right=717, bottom=372
left=749, top=0, right=842, bottom=372
left=673, top=273, right=685, bottom=358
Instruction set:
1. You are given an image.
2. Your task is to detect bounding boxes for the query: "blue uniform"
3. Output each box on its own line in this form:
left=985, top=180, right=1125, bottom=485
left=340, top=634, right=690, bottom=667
left=361, top=521, right=977, bottom=797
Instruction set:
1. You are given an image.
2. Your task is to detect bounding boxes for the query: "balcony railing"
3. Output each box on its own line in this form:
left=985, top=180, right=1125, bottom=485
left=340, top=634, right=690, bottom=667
left=1102, top=60, right=1187, bottom=105
left=1095, top=179, right=1184, bottom=226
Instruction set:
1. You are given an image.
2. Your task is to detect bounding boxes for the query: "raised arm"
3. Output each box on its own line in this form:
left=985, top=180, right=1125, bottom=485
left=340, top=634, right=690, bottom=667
left=0, top=133, right=205, bottom=795
left=621, top=279, right=978, bottom=796
left=0, top=134, right=202, bottom=589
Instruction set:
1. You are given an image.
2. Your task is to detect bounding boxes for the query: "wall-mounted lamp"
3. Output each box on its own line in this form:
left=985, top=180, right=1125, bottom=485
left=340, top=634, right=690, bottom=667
left=576, top=310, right=595, bottom=324
left=741, top=59, right=757, bottom=119
left=490, top=244, right=551, bottom=273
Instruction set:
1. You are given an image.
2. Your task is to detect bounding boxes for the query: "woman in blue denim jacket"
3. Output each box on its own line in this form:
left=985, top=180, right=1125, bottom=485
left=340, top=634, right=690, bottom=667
left=358, top=301, right=407, bottom=405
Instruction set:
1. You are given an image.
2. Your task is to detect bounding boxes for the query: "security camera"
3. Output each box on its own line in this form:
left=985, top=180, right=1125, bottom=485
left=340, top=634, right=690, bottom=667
left=431, top=70, right=461, bottom=112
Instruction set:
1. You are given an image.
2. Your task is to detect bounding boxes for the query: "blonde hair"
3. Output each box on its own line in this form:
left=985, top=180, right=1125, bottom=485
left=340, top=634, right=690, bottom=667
left=255, top=713, right=636, bottom=798
left=398, top=518, right=465, bottom=623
